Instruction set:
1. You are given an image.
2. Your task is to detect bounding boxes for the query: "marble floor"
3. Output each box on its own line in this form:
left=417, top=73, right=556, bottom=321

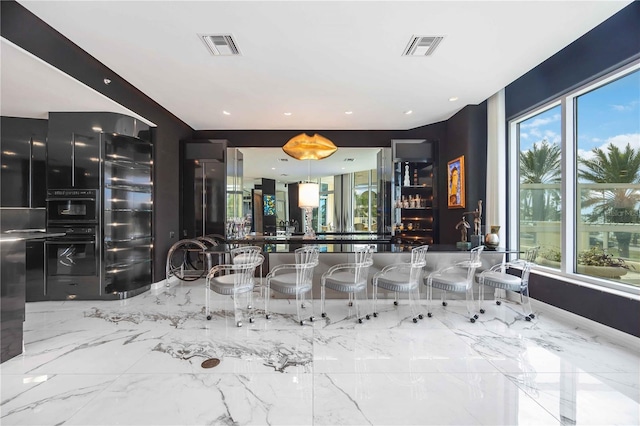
left=1, top=279, right=639, bottom=426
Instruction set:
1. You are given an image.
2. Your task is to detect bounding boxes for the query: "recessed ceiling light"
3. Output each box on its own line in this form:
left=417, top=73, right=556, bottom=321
left=92, top=126, right=102, bottom=132
left=449, top=96, right=459, bottom=102
left=404, top=110, right=413, bottom=115
left=284, top=112, right=292, bottom=116
left=345, top=111, right=353, bottom=115
left=223, top=111, right=231, bottom=115
left=271, top=167, right=276, bottom=170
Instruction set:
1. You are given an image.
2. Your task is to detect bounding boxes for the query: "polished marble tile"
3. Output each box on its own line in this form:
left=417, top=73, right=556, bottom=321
left=313, top=372, right=561, bottom=425
left=1, top=282, right=638, bottom=426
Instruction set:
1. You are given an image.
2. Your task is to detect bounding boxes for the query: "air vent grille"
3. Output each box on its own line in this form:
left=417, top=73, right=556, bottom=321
left=278, top=158, right=289, bottom=162
left=403, top=36, right=444, bottom=56
left=200, top=34, right=241, bottom=56
left=344, top=158, right=355, bottom=162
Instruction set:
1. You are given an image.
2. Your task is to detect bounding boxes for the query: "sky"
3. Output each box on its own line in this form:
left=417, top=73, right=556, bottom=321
left=519, top=68, right=639, bottom=163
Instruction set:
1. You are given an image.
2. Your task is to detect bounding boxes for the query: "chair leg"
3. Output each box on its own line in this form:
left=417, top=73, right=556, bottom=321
left=264, top=281, right=272, bottom=319
left=522, top=286, right=535, bottom=320
left=363, top=285, right=371, bottom=321
left=394, top=291, right=399, bottom=306
left=465, top=286, right=478, bottom=323
left=232, top=293, right=242, bottom=327
left=371, top=278, right=378, bottom=318
left=426, top=278, right=433, bottom=318
left=295, top=290, right=304, bottom=325
left=205, top=278, right=212, bottom=320
left=306, top=289, right=315, bottom=323
left=353, top=289, right=364, bottom=324
left=321, top=280, right=327, bottom=318
left=247, top=290, right=254, bottom=324
left=479, top=281, right=486, bottom=314
left=409, top=284, right=422, bottom=322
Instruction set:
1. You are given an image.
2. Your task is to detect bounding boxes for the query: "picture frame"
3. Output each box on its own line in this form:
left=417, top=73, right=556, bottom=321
left=447, top=155, right=465, bottom=209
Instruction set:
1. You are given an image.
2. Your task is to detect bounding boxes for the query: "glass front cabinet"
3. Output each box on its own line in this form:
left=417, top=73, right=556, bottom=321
left=393, top=161, right=437, bottom=246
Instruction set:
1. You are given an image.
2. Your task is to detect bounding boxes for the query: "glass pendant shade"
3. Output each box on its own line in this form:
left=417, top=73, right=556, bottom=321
left=298, top=183, right=319, bottom=208
left=282, top=133, right=337, bottom=160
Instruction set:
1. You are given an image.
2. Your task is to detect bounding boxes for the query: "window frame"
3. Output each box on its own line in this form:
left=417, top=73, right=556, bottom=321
left=508, top=59, right=640, bottom=296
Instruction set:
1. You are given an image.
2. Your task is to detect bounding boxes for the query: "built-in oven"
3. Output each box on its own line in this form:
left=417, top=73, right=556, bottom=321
left=46, top=189, right=98, bottom=224
left=45, top=225, right=100, bottom=298
left=46, top=189, right=101, bottom=298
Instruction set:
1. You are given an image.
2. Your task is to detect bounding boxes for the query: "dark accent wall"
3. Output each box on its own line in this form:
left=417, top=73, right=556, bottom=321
left=439, top=103, right=488, bottom=244
left=504, top=1, right=640, bottom=337
left=1, top=1, right=194, bottom=281
left=505, top=1, right=640, bottom=120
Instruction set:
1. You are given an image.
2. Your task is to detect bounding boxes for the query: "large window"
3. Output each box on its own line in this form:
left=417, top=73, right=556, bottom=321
left=517, top=105, right=563, bottom=268
left=511, top=63, right=640, bottom=291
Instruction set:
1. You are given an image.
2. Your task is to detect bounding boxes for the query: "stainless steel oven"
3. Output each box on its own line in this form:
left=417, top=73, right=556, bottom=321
left=46, top=189, right=98, bottom=224
left=45, top=226, right=100, bottom=298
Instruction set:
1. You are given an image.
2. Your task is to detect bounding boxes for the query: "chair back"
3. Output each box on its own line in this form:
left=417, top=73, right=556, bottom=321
left=230, top=245, right=262, bottom=263
left=231, top=251, right=264, bottom=289
left=409, top=245, right=429, bottom=284
left=352, top=244, right=374, bottom=283
left=465, top=245, right=485, bottom=283
left=520, top=245, right=540, bottom=286
left=295, top=245, right=320, bottom=286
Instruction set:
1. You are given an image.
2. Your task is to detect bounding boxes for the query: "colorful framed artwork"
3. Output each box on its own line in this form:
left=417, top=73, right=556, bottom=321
left=447, top=155, right=465, bottom=209
left=263, top=194, right=276, bottom=216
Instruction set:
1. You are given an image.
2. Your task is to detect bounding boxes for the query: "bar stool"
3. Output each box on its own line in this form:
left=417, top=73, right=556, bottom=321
left=371, top=244, right=429, bottom=323
left=264, top=245, right=319, bottom=325
left=321, top=244, right=374, bottom=323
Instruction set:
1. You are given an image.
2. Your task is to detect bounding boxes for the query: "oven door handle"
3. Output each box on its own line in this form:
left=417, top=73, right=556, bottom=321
left=45, top=239, right=96, bottom=245
left=46, top=197, right=96, bottom=201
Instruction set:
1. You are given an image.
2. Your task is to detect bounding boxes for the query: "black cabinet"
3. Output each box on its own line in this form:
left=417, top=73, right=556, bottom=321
left=393, top=161, right=437, bottom=246
left=0, top=117, right=47, bottom=207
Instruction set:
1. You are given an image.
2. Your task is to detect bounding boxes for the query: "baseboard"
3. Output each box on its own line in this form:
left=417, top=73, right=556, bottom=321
left=529, top=297, right=640, bottom=350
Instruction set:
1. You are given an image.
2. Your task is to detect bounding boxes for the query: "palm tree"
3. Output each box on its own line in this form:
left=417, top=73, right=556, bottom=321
left=579, top=143, right=640, bottom=258
left=520, top=140, right=562, bottom=221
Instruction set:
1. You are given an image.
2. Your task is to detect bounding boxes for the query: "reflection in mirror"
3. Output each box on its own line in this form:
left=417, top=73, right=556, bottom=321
left=227, top=147, right=391, bottom=235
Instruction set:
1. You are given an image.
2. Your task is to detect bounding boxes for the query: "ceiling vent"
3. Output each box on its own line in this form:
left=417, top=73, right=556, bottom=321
left=278, top=158, right=289, bottom=162
left=199, top=34, right=241, bottom=56
left=403, top=36, right=444, bottom=56
left=344, top=158, right=355, bottom=162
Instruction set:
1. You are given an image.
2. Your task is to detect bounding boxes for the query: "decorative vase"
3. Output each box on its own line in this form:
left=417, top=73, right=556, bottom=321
left=485, top=225, right=500, bottom=249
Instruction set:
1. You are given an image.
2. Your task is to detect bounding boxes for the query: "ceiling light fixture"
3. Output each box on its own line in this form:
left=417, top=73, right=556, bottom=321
left=345, top=111, right=353, bottom=115
left=449, top=96, right=459, bottom=102
left=404, top=110, right=413, bottom=115
left=282, top=133, right=338, bottom=161
left=223, top=111, right=231, bottom=115
left=284, top=112, right=292, bottom=116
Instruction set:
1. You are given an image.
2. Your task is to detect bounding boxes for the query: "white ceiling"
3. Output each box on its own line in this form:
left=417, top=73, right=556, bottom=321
left=1, top=1, right=631, bottom=182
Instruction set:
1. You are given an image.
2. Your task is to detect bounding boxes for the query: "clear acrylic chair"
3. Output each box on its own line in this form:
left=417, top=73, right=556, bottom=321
left=478, top=246, right=540, bottom=321
left=321, top=244, right=374, bottom=323
left=425, top=245, right=484, bottom=323
left=371, top=244, right=429, bottom=323
left=205, top=250, right=264, bottom=327
left=264, top=245, right=319, bottom=325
